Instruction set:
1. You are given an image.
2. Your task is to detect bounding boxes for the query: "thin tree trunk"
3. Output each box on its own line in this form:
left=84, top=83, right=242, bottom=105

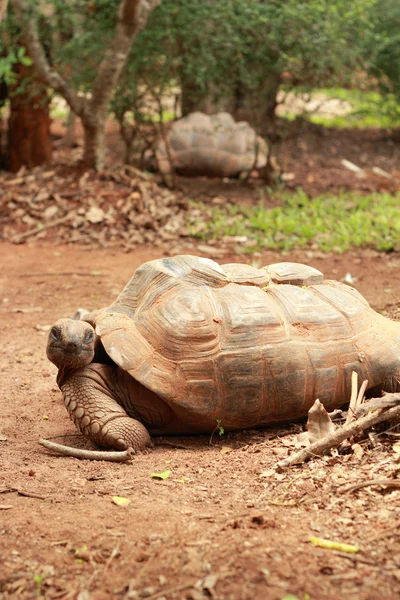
left=7, top=58, right=52, bottom=171
left=0, top=0, right=8, bottom=21
left=82, top=121, right=105, bottom=170
left=10, top=0, right=161, bottom=171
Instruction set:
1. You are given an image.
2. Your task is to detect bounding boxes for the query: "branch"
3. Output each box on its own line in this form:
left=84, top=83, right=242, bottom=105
left=9, top=0, right=83, bottom=115
left=276, top=394, right=400, bottom=468
left=38, top=439, right=134, bottom=462
left=87, top=0, right=161, bottom=123
left=0, top=0, right=8, bottom=22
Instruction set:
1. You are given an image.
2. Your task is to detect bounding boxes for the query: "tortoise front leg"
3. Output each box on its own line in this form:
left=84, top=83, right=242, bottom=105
left=60, top=364, right=151, bottom=451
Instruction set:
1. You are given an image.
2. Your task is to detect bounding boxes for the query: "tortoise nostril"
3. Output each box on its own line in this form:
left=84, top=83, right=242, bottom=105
left=66, top=342, right=78, bottom=352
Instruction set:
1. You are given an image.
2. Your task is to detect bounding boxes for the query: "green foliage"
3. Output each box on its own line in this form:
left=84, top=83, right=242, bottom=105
left=367, top=0, right=400, bottom=101
left=33, top=574, right=45, bottom=597
left=283, top=88, right=400, bottom=129
left=39, top=0, right=120, bottom=91
left=190, top=191, right=400, bottom=253
left=114, top=0, right=377, bottom=127
left=0, top=46, right=32, bottom=86
left=209, top=419, right=225, bottom=446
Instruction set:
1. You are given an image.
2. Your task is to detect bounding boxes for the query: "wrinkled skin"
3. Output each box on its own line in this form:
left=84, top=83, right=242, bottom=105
left=47, top=319, right=152, bottom=451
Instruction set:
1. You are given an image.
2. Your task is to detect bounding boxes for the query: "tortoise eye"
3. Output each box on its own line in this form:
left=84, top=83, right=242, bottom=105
left=51, top=327, right=60, bottom=341
left=84, top=330, right=94, bottom=343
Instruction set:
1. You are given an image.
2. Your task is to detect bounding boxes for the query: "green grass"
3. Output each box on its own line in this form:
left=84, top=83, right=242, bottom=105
left=283, top=87, right=400, bottom=129
left=189, top=191, right=400, bottom=253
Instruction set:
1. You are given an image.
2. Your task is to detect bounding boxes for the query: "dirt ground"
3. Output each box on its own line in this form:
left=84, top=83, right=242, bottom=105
left=1, top=241, right=400, bottom=600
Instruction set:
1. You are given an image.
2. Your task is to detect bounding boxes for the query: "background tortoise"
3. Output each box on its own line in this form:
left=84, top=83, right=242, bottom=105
left=155, top=112, right=268, bottom=180
left=47, top=256, right=400, bottom=451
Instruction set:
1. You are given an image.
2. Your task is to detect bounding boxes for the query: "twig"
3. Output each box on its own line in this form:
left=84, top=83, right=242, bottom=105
left=338, top=479, right=400, bottom=494
left=4, top=487, right=46, bottom=499
left=357, top=379, right=369, bottom=406
left=276, top=395, right=400, bottom=468
left=145, top=583, right=195, bottom=600
left=356, top=394, right=400, bottom=416
left=38, top=439, right=134, bottom=462
left=345, top=371, right=359, bottom=425
left=14, top=489, right=46, bottom=500
left=11, top=213, right=75, bottom=243
left=333, top=551, right=389, bottom=567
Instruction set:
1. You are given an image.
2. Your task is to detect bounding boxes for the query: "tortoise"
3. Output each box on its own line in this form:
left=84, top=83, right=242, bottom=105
left=46, top=255, right=400, bottom=451
left=155, top=112, right=268, bottom=181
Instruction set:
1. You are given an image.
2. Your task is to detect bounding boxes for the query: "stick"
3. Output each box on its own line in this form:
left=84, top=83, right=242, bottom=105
left=338, top=479, right=400, bottom=494
left=357, top=379, right=369, bottom=406
left=145, top=583, right=195, bottom=600
left=356, top=394, right=400, bottom=416
left=345, top=371, right=359, bottom=425
left=276, top=395, right=400, bottom=468
left=38, top=439, right=134, bottom=462
left=11, top=213, right=75, bottom=243
left=15, top=489, right=46, bottom=500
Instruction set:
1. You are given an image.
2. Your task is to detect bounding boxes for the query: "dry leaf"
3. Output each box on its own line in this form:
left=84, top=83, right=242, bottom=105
left=220, top=446, right=233, bottom=454
left=86, top=206, right=105, bottom=224
left=392, top=443, right=400, bottom=454
left=112, top=496, right=131, bottom=507
left=259, top=469, right=275, bottom=478
left=151, top=470, right=171, bottom=480
left=352, top=443, right=364, bottom=459
left=309, top=535, right=360, bottom=553
left=304, top=399, right=335, bottom=445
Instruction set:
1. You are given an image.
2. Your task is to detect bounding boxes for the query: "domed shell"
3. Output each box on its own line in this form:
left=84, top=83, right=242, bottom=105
left=89, top=256, right=400, bottom=429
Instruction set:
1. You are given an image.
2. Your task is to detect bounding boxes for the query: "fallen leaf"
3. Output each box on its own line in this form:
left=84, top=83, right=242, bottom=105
left=259, top=469, right=275, bottom=478
left=112, top=496, right=131, bottom=507
left=352, top=443, right=364, bottom=459
left=220, top=446, right=233, bottom=454
left=151, top=470, right=171, bottom=480
left=86, top=206, right=105, bottom=224
left=202, top=573, right=218, bottom=591
left=309, top=536, right=360, bottom=553
left=302, top=399, right=335, bottom=445
left=392, top=443, right=400, bottom=454
left=0, top=433, right=7, bottom=442
left=295, top=431, right=310, bottom=447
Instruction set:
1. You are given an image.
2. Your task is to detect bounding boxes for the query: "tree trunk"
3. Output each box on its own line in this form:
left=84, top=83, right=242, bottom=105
left=82, top=119, right=106, bottom=170
left=232, top=72, right=281, bottom=137
left=10, top=0, right=161, bottom=171
left=0, top=0, right=8, bottom=22
left=7, top=59, right=52, bottom=172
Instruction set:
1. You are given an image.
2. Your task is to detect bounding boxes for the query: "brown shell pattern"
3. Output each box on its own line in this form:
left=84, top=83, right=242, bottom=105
left=92, top=256, right=400, bottom=429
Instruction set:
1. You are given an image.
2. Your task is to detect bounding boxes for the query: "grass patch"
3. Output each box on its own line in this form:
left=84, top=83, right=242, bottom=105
left=189, top=191, right=400, bottom=253
left=282, top=87, right=400, bottom=129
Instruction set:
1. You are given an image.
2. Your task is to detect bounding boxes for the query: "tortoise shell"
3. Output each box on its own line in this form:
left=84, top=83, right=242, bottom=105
left=155, top=112, right=268, bottom=178
left=87, top=256, right=400, bottom=430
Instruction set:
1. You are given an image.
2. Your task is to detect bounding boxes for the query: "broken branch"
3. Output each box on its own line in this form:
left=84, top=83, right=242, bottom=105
left=39, top=439, right=134, bottom=462
left=338, top=478, right=400, bottom=494
left=276, top=394, right=400, bottom=468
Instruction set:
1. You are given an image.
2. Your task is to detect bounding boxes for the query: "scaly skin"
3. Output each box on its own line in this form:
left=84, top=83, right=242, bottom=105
left=47, top=319, right=153, bottom=451
left=59, top=364, right=152, bottom=451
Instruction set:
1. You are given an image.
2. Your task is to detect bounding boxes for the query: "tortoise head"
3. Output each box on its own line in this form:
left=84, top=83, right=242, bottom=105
left=46, top=318, right=96, bottom=369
